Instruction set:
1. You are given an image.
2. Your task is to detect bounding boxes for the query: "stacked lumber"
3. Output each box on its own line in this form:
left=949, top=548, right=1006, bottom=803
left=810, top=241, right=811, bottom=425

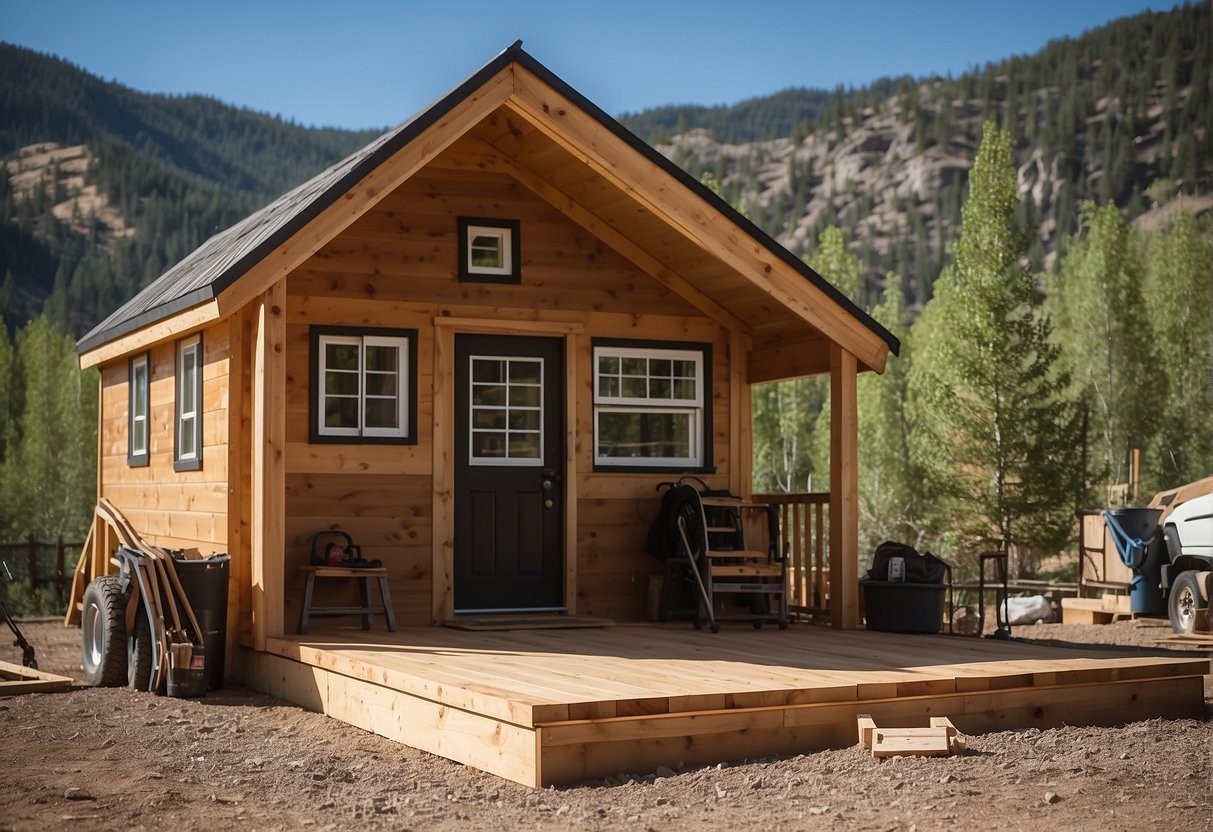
left=857, top=714, right=966, bottom=759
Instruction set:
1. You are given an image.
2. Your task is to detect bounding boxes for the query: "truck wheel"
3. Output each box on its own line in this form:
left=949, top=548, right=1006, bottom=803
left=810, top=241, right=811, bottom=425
left=1168, top=570, right=1207, bottom=635
left=127, top=613, right=153, bottom=691
left=81, top=577, right=128, bottom=686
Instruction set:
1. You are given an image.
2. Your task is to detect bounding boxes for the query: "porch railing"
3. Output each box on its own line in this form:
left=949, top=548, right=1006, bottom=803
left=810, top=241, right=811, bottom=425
left=754, top=492, right=830, bottom=619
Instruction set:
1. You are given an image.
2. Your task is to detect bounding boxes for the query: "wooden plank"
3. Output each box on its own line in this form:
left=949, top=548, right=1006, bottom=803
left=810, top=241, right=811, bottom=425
left=829, top=344, right=859, bottom=629
left=79, top=300, right=221, bottom=369
left=251, top=285, right=287, bottom=650
left=564, top=333, right=579, bottom=615
left=748, top=336, right=832, bottom=383
left=432, top=324, right=455, bottom=623
left=431, top=316, right=584, bottom=335
left=459, top=139, right=749, bottom=334
left=216, top=68, right=515, bottom=319
left=0, top=661, right=75, bottom=694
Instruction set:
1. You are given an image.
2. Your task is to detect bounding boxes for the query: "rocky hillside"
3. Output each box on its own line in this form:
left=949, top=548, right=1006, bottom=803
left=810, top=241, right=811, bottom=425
left=635, top=1, right=1212, bottom=310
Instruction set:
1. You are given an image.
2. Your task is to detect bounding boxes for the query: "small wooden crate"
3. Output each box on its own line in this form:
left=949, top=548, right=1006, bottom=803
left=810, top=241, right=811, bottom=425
left=857, top=714, right=966, bottom=759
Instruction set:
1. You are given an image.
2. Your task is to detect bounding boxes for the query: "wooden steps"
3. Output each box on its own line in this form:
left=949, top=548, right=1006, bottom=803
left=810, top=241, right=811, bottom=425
left=1061, top=594, right=1132, bottom=624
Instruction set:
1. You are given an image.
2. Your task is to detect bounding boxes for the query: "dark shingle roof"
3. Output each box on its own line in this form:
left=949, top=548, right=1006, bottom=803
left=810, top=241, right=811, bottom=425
left=79, top=42, right=898, bottom=358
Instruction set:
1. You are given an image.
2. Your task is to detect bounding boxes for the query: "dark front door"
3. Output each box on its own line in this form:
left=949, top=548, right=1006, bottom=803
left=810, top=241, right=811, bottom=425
left=454, top=334, right=564, bottom=612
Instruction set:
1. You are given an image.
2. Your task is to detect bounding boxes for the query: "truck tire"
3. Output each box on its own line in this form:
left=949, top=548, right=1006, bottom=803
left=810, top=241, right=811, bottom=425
left=1168, top=570, right=1207, bottom=634
left=127, top=613, right=153, bottom=691
left=81, top=576, right=128, bottom=686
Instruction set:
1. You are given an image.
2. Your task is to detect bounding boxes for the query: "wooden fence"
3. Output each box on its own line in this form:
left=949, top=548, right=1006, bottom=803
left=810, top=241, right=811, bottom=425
left=755, top=492, right=830, bottom=619
left=0, top=537, right=81, bottom=601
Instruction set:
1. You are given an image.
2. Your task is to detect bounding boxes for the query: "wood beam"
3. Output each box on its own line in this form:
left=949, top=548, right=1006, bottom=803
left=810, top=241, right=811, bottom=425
left=564, top=333, right=579, bottom=615
left=748, top=337, right=832, bottom=383
left=432, top=325, right=455, bottom=623
left=79, top=300, right=220, bottom=369
left=251, top=283, right=286, bottom=649
left=453, top=137, right=751, bottom=335
left=829, top=343, right=859, bottom=630
left=225, top=311, right=247, bottom=678
left=504, top=67, right=890, bottom=372
left=215, top=67, right=516, bottom=320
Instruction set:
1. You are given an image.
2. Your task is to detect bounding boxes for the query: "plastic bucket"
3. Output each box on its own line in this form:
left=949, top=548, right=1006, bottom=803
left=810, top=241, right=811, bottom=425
left=172, top=555, right=230, bottom=689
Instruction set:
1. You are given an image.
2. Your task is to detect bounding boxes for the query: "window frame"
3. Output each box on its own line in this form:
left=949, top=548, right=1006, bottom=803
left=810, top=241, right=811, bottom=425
left=309, top=325, right=418, bottom=445
left=128, top=352, right=150, bottom=467
left=458, top=217, right=521, bottom=284
left=591, top=338, right=714, bottom=472
left=467, top=354, right=545, bottom=467
left=173, top=334, right=203, bottom=472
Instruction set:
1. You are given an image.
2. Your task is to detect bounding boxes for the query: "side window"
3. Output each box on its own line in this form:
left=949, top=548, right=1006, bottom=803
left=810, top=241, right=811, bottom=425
left=310, top=327, right=417, bottom=444
left=458, top=217, right=521, bottom=283
left=592, top=340, right=711, bottom=469
left=128, top=353, right=149, bottom=467
left=174, top=335, right=202, bottom=472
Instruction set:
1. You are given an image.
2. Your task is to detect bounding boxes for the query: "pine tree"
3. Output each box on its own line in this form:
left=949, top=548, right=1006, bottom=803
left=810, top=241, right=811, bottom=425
left=3, top=318, right=97, bottom=541
left=910, top=122, right=1080, bottom=577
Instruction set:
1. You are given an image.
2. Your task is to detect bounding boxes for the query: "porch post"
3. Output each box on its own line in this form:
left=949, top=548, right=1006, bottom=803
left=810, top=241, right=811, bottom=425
left=251, top=282, right=286, bottom=650
left=829, top=343, right=859, bottom=629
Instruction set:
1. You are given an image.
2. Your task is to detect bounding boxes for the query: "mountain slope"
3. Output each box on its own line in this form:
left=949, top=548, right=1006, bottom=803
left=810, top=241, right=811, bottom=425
left=0, top=43, right=381, bottom=334
left=628, top=2, right=1212, bottom=310
left=2, top=3, right=1210, bottom=336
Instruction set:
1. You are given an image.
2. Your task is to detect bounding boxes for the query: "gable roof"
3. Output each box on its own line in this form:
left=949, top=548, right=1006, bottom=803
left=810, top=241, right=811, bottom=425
left=78, top=42, right=898, bottom=364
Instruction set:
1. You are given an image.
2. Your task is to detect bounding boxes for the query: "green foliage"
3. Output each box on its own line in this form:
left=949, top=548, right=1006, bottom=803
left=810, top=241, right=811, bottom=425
left=1, top=318, right=97, bottom=541
left=1052, top=202, right=1159, bottom=493
left=750, top=224, right=863, bottom=493
left=857, top=271, right=921, bottom=551
left=1141, top=210, right=1213, bottom=489
left=910, top=122, right=1080, bottom=576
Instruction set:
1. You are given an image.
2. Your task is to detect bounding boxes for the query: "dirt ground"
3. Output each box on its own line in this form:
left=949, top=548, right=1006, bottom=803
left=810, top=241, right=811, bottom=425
left=1, top=618, right=1210, bottom=832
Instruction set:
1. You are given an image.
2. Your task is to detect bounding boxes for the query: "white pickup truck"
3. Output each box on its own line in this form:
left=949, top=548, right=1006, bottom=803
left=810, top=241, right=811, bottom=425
left=1157, top=480, right=1213, bottom=633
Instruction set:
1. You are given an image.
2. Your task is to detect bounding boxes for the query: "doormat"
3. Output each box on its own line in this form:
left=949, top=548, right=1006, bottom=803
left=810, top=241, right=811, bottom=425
left=441, top=615, right=615, bottom=632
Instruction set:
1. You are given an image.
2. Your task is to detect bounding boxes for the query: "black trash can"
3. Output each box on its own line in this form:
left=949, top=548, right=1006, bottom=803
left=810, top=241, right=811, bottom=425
left=172, top=554, right=230, bottom=689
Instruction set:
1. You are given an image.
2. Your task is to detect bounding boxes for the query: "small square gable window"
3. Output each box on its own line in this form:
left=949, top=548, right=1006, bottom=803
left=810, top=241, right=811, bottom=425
left=459, top=217, right=520, bottom=283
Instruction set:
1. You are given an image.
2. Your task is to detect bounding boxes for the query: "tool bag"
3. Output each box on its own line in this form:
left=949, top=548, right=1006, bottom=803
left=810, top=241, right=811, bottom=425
left=309, top=530, right=381, bottom=568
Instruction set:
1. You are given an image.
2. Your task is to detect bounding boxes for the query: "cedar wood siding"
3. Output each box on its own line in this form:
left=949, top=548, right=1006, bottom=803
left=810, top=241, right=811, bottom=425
left=99, top=325, right=230, bottom=553
left=282, top=156, right=733, bottom=625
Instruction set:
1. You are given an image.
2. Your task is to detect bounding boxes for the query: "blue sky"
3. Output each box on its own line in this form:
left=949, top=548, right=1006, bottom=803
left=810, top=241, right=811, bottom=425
left=3, top=0, right=1173, bottom=130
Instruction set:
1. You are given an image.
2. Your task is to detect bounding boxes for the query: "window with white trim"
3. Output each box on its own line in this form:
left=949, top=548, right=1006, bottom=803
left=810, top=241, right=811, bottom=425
left=128, top=353, right=149, bottom=467
left=174, top=335, right=202, bottom=471
left=468, top=355, right=544, bottom=465
left=593, top=343, right=708, bottom=468
left=458, top=217, right=520, bottom=283
left=311, top=327, right=416, bottom=443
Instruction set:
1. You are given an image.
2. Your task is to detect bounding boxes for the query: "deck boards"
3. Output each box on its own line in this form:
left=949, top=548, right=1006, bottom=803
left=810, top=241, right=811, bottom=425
left=248, top=623, right=1209, bottom=787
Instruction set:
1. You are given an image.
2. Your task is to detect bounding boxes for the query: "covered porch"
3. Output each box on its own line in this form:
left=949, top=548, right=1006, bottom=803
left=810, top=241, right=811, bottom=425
left=235, top=621, right=1209, bottom=787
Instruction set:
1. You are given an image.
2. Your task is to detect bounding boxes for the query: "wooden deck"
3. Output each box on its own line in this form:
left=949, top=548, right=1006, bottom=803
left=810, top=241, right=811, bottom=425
left=234, top=623, right=1210, bottom=787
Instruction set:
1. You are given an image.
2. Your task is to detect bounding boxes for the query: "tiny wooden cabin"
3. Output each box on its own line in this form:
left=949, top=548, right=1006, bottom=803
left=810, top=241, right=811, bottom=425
left=77, top=42, right=896, bottom=659
left=67, top=45, right=1212, bottom=789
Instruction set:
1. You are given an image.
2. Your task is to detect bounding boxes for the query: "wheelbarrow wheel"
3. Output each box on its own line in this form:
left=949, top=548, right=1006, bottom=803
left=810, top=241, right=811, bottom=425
left=81, top=577, right=128, bottom=687
left=127, top=613, right=154, bottom=691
